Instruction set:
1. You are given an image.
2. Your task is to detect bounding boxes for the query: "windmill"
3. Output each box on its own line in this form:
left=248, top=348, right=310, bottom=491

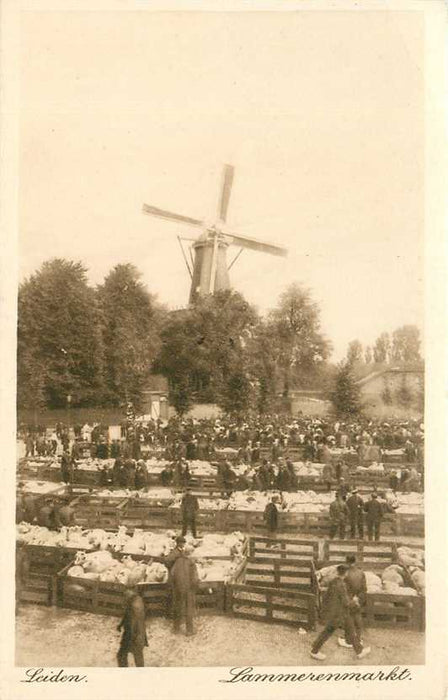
left=142, top=165, right=288, bottom=304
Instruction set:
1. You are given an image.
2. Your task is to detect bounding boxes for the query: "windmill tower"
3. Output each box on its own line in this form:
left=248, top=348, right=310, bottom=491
left=143, top=165, right=287, bottom=304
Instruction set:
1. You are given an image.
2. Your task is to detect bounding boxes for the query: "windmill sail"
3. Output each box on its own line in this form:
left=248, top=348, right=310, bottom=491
left=224, top=231, right=288, bottom=257
left=218, top=164, right=234, bottom=223
left=142, top=203, right=203, bottom=228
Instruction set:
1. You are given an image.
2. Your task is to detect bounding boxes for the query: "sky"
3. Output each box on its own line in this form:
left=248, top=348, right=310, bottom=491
left=19, top=10, right=424, bottom=359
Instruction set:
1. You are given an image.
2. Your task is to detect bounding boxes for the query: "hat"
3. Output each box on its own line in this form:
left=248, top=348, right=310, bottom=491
left=176, top=536, right=186, bottom=545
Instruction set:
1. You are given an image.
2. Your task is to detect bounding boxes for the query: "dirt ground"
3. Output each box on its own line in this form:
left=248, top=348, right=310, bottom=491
left=16, top=605, right=424, bottom=668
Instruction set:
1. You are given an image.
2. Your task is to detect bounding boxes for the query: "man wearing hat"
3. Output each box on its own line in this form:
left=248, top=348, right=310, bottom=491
left=310, top=564, right=370, bottom=661
left=263, top=495, right=280, bottom=537
left=180, top=487, right=199, bottom=538
left=346, top=488, right=365, bottom=539
left=164, top=535, right=187, bottom=571
left=364, top=493, right=384, bottom=541
left=116, top=586, right=148, bottom=667
left=170, top=537, right=199, bottom=636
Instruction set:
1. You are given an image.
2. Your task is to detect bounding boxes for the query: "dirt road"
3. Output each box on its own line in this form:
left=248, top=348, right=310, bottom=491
left=16, top=605, right=424, bottom=668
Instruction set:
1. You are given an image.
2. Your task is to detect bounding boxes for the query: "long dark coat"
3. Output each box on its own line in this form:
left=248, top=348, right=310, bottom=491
left=322, top=577, right=351, bottom=627
left=170, top=554, right=198, bottom=619
left=118, top=594, right=148, bottom=650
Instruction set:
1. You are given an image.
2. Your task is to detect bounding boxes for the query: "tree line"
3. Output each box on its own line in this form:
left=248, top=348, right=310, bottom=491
left=17, top=258, right=423, bottom=419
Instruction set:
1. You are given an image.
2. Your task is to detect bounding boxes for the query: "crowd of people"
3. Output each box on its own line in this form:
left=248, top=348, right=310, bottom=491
left=20, top=413, right=424, bottom=462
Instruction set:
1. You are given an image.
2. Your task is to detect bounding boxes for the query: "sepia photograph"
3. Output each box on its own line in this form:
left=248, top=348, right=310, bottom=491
left=1, top=2, right=446, bottom=699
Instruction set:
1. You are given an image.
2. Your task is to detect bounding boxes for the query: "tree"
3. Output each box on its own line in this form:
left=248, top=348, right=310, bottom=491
left=17, top=259, right=104, bottom=408
left=364, top=346, right=372, bottom=364
left=265, top=284, right=331, bottom=398
left=391, top=325, right=422, bottom=364
left=154, top=290, right=259, bottom=415
left=373, top=332, right=391, bottom=364
left=329, top=361, right=363, bottom=419
left=97, top=264, right=163, bottom=409
left=346, top=340, right=363, bottom=366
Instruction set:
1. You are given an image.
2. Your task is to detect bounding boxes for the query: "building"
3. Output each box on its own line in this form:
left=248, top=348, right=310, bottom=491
left=140, top=375, right=169, bottom=420
left=355, top=364, right=424, bottom=415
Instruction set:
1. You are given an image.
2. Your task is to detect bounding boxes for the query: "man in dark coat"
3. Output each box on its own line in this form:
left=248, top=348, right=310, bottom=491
left=389, top=470, right=399, bottom=492
left=339, top=554, right=367, bottom=649
left=364, top=493, right=383, bottom=541
left=161, top=464, right=173, bottom=487
left=21, top=493, right=36, bottom=524
left=71, top=441, right=81, bottom=461
left=251, top=442, right=261, bottom=464
left=117, top=587, right=148, bottom=667
left=337, top=478, right=350, bottom=502
left=25, top=435, right=35, bottom=457
left=54, top=499, right=76, bottom=527
left=322, top=462, right=334, bottom=492
left=346, top=488, right=364, bottom=539
left=36, top=499, right=57, bottom=529
left=329, top=494, right=348, bottom=539
left=164, top=535, right=186, bottom=571
left=112, top=457, right=123, bottom=487
left=124, top=459, right=136, bottom=490
left=263, top=496, right=279, bottom=536
left=60, top=450, right=73, bottom=484
left=170, top=548, right=199, bottom=636
left=310, top=564, right=370, bottom=660
left=181, top=487, right=199, bottom=538
left=135, top=460, right=148, bottom=490
left=222, top=461, right=237, bottom=496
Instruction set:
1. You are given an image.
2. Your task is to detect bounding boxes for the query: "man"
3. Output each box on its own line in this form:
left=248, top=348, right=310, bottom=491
left=408, top=465, right=420, bottom=492
left=329, top=493, right=348, bottom=540
left=222, top=461, right=237, bottom=497
left=263, top=496, right=279, bottom=537
left=251, top=441, right=261, bottom=464
left=124, top=458, right=136, bottom=490
left=322, top=462, right=334, bottom=492
left=339, top=554, right=367, bottom=650
left=310, top=564, right=370, bottom=660
left=164, top=535, right=187, bottom=571
left=117, top=587, right=148, bottom=667
left=389, top=470, right=399, bottom=492
left=71, top=440, right=81, bottom=461
left=54, top=499, right=76, bottom=527
left=337, top=477, right=350, bottom=502
left=112, top=457, right=123, bottom=487
left=181, top=487, right=199, bottom=538
left=21, top=493, right=36, bottom=524
left=160, top=463, right=173, bottom=487
left=400, top=467, right=410, bottom=493
left=60, top=449, right=73, bottom=484
left=135, top=460, right=148, bottom=490
left=364, top=492, right=383, bottom=542
left=170, top=544, right=199, bottom=636
left=25, top=434, right=35, bottom=458
left=36, top=499, right=57, bottom=529
left=346, top=488, right=364, bottom=539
